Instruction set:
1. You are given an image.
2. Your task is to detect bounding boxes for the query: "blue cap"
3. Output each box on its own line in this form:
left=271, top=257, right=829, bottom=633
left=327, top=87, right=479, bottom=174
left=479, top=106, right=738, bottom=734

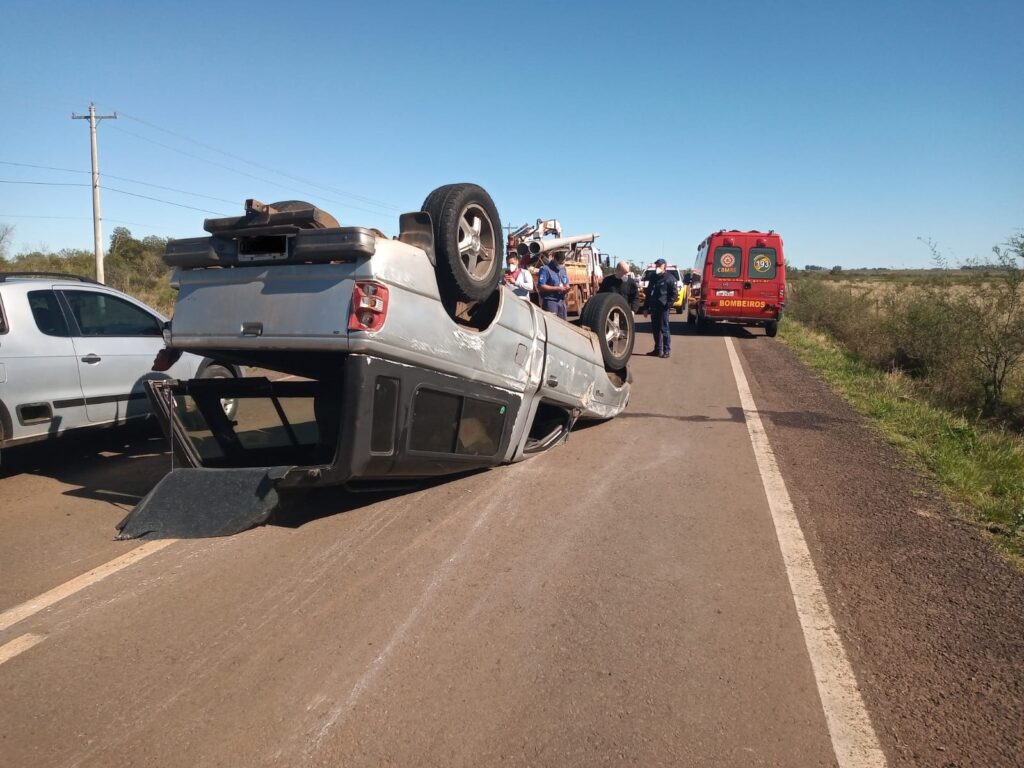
left=655, top=258, right=667, bottom=266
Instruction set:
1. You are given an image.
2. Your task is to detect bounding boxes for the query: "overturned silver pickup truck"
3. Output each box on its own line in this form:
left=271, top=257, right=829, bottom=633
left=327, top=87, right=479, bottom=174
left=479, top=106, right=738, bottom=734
left=117, top=184, right=633, bottom=538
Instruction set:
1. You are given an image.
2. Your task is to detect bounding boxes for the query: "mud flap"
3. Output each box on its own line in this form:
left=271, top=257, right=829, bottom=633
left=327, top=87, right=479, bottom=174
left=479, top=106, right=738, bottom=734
left=115, top=467, right=288, bottom=540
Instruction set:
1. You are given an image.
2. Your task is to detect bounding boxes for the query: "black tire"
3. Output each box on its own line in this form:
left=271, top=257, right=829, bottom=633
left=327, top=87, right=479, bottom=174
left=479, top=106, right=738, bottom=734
left=581, top=293, right=634, bottom=370
left=765, top=320, right=779, bottom=338
left=695, top=307, right=711, bottom=333
left=421, top=183, right=503, bottom=303
left=195, top=364, right=237, bottom=423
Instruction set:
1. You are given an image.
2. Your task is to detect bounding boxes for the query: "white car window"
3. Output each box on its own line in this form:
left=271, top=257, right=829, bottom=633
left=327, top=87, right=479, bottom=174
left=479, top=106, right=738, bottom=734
left=27, top=290, right=71, bottom=337
left=62, top=290, right=162, bottom=337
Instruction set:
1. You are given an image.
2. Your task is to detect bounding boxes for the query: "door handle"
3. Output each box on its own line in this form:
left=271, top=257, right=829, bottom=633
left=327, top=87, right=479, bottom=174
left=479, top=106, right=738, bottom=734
left=81, top=354, right=101, bottom=364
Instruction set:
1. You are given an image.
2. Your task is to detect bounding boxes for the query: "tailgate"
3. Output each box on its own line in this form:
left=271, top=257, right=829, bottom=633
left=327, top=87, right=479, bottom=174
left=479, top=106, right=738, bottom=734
left=170, top=263, right=363, bottom=350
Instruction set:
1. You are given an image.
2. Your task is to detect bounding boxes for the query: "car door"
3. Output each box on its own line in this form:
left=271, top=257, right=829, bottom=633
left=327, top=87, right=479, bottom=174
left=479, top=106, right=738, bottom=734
left=0, top=288, right=89, bottom=443
left=746, top=244, right=780, bottom=316
left=58, top=287, right=165, bottom=424
left=709, top=243, right=744, bottom=316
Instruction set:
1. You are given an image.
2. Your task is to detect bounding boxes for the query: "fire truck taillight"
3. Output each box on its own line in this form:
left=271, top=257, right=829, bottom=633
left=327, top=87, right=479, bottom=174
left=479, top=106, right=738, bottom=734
left=779, top=285, right=785, bottom=300
left=348, top=282, right=389, bottom=332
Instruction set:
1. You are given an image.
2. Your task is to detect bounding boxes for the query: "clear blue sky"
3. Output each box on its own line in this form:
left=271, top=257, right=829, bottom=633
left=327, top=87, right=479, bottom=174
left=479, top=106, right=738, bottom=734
left=1, top=0, right=1021, bottom=269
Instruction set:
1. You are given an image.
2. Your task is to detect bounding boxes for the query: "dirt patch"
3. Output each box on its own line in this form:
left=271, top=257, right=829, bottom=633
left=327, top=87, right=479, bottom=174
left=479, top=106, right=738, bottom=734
left=737, top=336, right=1024, bottom=767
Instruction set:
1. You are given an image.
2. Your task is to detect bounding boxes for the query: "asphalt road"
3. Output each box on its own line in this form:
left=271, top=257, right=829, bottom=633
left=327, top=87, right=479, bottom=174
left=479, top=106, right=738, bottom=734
left=1, top=318, right=1021, bottom=767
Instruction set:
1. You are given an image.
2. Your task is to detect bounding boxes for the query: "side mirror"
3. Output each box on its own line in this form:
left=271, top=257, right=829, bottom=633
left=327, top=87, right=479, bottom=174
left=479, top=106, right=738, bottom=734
left=683, top=273, right=693, bottom=285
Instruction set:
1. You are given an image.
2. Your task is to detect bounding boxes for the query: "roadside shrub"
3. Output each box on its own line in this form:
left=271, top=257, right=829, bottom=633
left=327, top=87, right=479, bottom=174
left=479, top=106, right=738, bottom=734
left=788, top=232, right=1024, bottom=429
left=1, top=227, right=175, bottom=314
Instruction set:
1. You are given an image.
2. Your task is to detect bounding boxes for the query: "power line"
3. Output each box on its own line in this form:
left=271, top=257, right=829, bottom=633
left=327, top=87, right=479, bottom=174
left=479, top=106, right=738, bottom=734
left=0, top=180, right=228, bottom=216
left=0, top=179, right=88, bottom=187
left=0, top=160, right=239, bottom=205
left=109, top=124, right=396, bottom=221
left=0, top=214, right=162, bottom=228
left=103, top=187, right=229, bottom=216
left=114, top=110, right=401, bottom=211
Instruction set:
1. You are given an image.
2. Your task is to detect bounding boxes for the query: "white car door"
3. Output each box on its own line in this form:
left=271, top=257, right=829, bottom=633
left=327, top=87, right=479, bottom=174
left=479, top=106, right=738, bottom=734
left=0, top=288, right=89, bottom=442
left=59, top=287, right=167, bottom=424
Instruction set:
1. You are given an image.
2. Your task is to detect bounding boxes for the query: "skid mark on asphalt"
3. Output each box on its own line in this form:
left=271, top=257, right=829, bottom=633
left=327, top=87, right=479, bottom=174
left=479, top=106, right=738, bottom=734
left=726, top=336, right=887, bottom=768
left=0, top=539, right=177, bottom=633
left=0, top=633, right=45, bottom=666
left=307, top=461, right=534, bottom=753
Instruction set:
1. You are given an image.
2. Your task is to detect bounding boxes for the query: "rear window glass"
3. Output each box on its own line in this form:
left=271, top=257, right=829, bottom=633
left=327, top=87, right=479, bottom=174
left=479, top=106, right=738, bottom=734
left=458, top=397, right=505, bottom=456
left=748, top=247, right=778, bottom=279
left=27, top=290, right=70, bottom=337
left=410, top=389, right=461, bottom=453
left=410, top=388, right=507, bottom=456
left=712, top=247, right=742, bottom=278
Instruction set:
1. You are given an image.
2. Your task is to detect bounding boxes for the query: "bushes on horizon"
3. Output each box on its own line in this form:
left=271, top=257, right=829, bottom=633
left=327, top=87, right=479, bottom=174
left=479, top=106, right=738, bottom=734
left=788, top=233, right=1024, bottom=426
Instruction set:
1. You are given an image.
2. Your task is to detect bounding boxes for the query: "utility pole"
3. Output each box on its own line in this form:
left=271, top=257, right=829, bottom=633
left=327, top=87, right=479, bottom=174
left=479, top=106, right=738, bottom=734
left=72, top=103, right=117, bottom=283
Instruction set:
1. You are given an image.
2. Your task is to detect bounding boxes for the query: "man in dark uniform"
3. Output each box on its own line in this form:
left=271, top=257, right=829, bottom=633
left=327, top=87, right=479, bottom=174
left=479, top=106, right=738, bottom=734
left=643, top=258, right=678, bottom=358
left=538, top=251, right=570, bottom=320
left=599, top=260, right=640, bottom=312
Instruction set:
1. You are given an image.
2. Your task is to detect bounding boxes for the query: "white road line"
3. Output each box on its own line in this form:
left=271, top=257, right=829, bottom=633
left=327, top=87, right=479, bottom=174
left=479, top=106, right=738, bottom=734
left=0, top=539, right=177, bottom=633
left=725, top=337, right=887, bottom=768
left=0, top=633, right=46, bottom=666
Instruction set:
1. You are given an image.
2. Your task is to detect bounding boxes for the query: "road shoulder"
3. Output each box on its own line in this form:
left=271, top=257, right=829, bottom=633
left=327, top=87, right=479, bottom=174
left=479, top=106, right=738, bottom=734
left=735, top=333, right=1024, bottom=767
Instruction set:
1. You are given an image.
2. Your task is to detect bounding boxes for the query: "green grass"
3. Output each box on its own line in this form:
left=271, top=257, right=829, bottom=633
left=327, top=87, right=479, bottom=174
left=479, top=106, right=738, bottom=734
left=780, top=318, right=1024, bottom=562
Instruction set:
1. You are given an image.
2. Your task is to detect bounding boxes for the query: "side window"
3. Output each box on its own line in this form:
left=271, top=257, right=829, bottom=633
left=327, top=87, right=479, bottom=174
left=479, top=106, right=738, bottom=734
left=62, top=290, right=162, bottom=337
left=410, top=389, right=461, bottom=453
left=693, top=244, right=707, bottom=279
left=27, top=290, right=70, bottom=337
left=409, top=388, right=507, bottom=456
left=748, top=247, right=778, bottom=279
left=457, top=397, right=505, bottom=456
left=712, top=246, right=742, bottom=278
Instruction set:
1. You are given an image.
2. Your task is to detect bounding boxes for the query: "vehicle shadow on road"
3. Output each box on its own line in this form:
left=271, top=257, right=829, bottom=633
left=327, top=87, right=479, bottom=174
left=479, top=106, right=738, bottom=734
left=618, top=407, right=747, bottom=424
left=632, top=317, right=762, bottom=340
left=0, top=424, right=172, bottom=507
left=270, top=472, right=487, bottom=530
left=672, top=322, right=761, bottom=339
left=619, top=406, right=844, bottom=431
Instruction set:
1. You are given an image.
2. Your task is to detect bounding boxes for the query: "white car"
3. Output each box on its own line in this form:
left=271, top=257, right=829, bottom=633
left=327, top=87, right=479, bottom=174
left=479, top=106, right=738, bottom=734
left=0, top=273, right=241, bottom=450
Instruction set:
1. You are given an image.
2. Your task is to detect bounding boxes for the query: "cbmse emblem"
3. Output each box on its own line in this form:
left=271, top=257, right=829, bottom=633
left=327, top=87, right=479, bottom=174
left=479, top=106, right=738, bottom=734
left=720, top=253, right=736, bottom=269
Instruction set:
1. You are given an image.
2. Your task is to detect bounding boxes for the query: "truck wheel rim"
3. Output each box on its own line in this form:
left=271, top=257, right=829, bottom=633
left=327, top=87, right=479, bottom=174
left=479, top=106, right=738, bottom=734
left=456, top=204, right=496, bottom=281
left=605, top=306, right=630, bottom=357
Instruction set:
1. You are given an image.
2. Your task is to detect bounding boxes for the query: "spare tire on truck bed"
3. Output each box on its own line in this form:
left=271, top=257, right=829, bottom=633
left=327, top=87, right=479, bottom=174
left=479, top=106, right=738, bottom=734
left=580, top=292, right=634, bottom=371
left=421, top=183, right=503, bottom=303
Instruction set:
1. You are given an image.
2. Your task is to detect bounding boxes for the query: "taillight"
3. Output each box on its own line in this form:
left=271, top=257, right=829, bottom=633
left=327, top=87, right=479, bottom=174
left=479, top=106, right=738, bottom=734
left=348, top=282, right=389, bottom=332
left=779, top=285, right=785, bottom=300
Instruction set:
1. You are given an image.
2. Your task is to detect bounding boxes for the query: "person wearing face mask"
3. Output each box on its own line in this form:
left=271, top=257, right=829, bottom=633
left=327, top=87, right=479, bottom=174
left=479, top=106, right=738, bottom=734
left=504, top=253, right=534, bottom=299
left=538, top=251, right=571, bottom=319
left=642, top=258, right=678, bottom=358
left=599, top=261, right=640, bottom=312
